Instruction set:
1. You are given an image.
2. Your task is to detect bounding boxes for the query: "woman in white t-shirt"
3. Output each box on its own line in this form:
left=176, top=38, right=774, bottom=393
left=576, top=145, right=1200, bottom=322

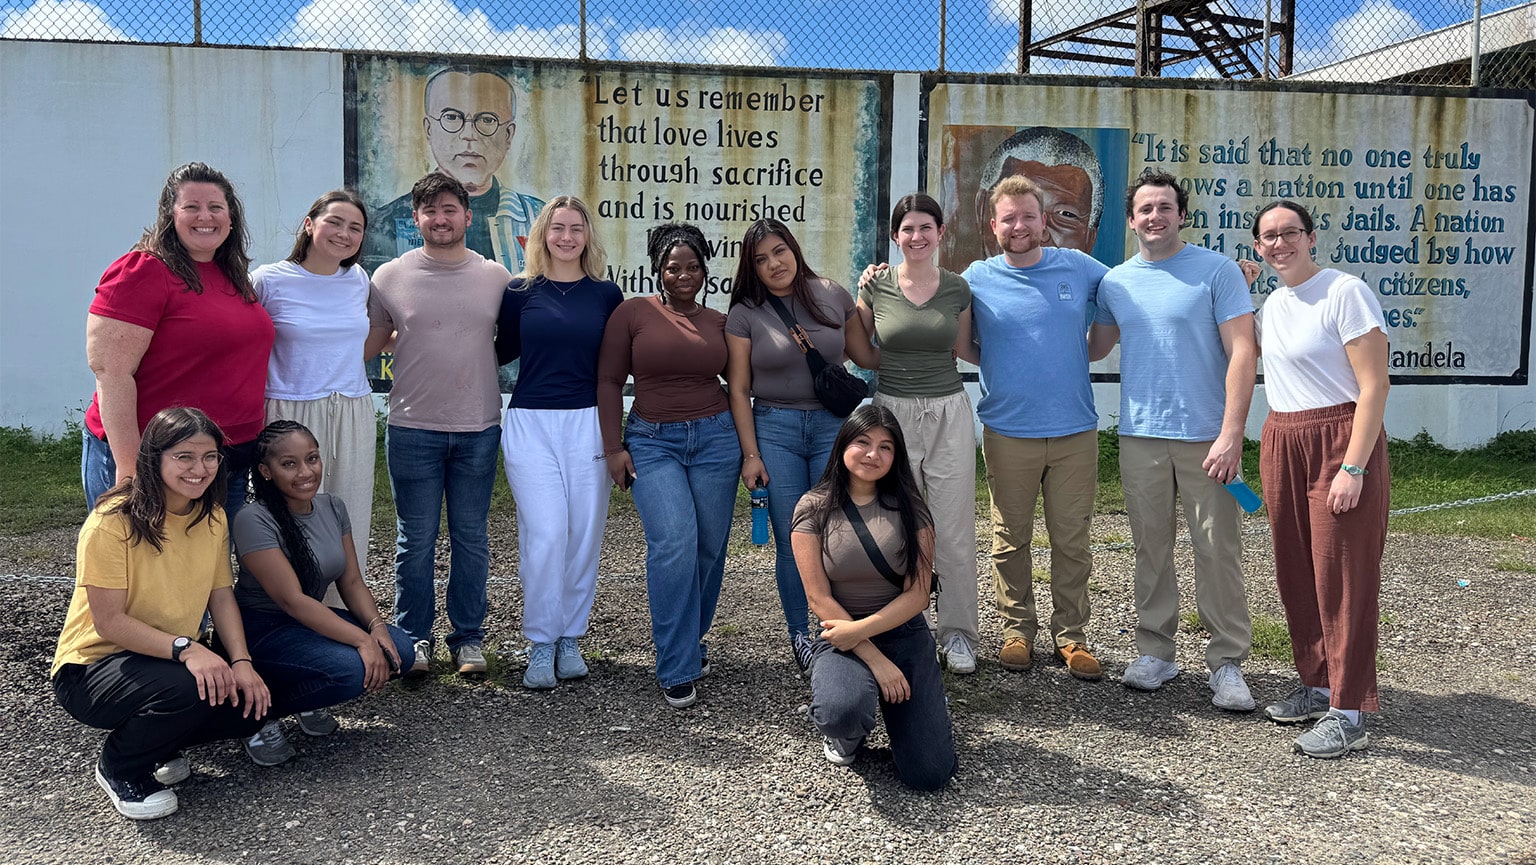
left=251, top=190, right=376, bottom=602
left=1249, top=200, right=1390, bottom=760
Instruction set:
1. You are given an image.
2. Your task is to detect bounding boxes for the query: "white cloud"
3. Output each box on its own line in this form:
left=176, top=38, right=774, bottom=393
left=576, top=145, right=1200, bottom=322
left=0, top=0, right=131, bottom=41
left=615, top=25, right=789, bottom=66
left=1292, top=0, right=1425, bottom=71
left=989, top=0, right=1126, bottom=36
left=277, top=0, right=602, bottom=57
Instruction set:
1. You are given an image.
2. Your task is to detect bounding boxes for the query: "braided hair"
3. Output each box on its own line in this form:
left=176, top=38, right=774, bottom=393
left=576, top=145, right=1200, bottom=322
left=645, top=222, right=710, bottom=305
left=250, top=420, right=327, bottom=600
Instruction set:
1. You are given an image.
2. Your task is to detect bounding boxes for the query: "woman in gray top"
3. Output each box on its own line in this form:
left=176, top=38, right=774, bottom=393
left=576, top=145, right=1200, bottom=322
left=791, top=405, right=955, bottom=790
left=726, top=218, right=877, bottom=674
left=233, top=420, right=414, bottom=765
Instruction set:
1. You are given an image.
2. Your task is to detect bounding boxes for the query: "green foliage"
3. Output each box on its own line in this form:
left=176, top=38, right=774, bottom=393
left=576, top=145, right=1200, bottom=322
left=0, top=421, right=86, bottom=535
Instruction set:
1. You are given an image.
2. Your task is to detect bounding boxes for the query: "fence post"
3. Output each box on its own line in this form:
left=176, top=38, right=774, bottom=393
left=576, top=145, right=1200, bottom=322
left=1470, top=0, right=1483, bottom=86
left=193, top=0, right=202, bottom=44
left=938, top=0, right=947, bottom=72
left=1016, top=0, right=1031, bottom=74
left=580, top=0, right=588, bottom=62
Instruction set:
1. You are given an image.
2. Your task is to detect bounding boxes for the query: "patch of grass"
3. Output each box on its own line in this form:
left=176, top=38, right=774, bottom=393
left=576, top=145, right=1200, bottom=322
left=1179, top=610, right=1204, bottom=634
left=1385, top=429, right=1536, bottom=539
left=1493, top=558, right=1536, bottom=574
left=0, top=422, right=86, bottom=535
left=1250, top=614, right=1293, bottom=663
left=714, top=622, right=740, bottom=637
left=1031, top=567, right=1050, bottom=584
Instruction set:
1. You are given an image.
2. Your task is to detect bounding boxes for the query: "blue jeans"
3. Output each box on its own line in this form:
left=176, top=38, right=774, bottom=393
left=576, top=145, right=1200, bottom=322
left=241, top=607, right=416, bottom=716
left=809, top=614, right=957, bottom=791
left=625, top=410, right=741, bottom=688
left=385, top=424, right=500, bottom=651
left=82, top=427, right=255, bottom=522
left=753, top=404, right=842, bottom=637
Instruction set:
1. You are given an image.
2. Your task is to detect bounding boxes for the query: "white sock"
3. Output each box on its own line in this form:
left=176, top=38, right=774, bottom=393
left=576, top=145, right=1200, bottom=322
left=1338, top=708, right=1362, bottom=725
left=1313, top=686, right=1332, bottom=698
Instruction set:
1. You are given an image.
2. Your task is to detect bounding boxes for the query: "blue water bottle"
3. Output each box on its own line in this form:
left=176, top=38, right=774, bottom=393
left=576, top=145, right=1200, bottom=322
left=750, top=485, right=770, bottom=545
left=1224, top=475, right=1263, bottom=513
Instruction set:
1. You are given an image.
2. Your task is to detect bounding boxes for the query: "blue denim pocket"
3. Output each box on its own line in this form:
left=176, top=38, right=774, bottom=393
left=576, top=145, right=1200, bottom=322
left=625, top=413, right=659, bottom=440
left=709, top=410, right=736, bottom=432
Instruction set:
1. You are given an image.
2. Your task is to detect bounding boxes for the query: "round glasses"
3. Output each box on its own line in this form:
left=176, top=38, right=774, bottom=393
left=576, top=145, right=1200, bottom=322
left=1257, top=227, right=1307, bottom=247
left=167, top=452, right=224, bottom=468
left=429, top=109, right=509, bottom=137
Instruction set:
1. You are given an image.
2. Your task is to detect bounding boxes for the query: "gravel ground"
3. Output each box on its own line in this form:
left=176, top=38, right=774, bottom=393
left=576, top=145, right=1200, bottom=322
left=2, top=506, right=1533, bottom=864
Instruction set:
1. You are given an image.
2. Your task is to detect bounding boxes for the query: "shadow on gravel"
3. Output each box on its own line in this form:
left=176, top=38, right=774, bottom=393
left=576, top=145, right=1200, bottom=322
left=1373, top=688, right=1536, bottom=785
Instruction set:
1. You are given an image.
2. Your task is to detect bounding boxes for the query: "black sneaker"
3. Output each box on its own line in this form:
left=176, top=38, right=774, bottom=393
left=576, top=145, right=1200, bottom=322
left=95, top=763, right=178, bottom=820
left=792, top=633, right=816, bottom=677
left=662, top=682, right=697, bottom=709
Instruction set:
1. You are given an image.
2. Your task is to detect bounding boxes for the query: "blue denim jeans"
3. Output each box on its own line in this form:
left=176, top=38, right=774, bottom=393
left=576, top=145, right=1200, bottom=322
left=625, top=409, right=741, bottom=688
left=385, top=424, right=500, bottom=651
left=809, top=614, right=957, bottom=791
left=83, top=427, right=255, bottom=522
left=753, top=404, right=842, bottom=637
left=240, top=607, right=416, bottom=716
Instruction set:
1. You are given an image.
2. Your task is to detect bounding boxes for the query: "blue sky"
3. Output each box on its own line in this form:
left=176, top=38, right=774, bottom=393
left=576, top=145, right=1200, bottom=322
left=0, top=0, right=1521, bottom=75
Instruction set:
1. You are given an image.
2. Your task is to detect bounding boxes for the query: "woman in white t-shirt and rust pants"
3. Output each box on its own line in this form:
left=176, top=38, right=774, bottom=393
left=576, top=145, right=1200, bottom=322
left=1247, top=200, right=1390, bottom=759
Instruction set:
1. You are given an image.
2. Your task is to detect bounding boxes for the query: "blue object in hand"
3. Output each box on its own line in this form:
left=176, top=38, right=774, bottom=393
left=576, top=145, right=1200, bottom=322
left=751, top=485, right=770, bottom=545
left=1224, top=476, right=1263, bottom=513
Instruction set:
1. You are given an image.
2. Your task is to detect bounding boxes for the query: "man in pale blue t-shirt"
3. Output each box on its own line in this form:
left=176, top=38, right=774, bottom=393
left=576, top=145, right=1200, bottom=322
left=1089, top=168, right=1258, bottom=712
left=957, top=175, right=1109, bottom=681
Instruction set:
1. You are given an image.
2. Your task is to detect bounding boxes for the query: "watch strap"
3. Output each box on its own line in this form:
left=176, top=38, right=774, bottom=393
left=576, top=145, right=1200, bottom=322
left=1341, top=464, right=1368, bottom=476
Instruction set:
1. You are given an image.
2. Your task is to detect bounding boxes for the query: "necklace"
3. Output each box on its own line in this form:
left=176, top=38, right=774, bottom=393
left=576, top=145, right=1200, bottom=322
left=667, top=300, right=704, bottom=317
left=548, top=278, right=582, bottom=296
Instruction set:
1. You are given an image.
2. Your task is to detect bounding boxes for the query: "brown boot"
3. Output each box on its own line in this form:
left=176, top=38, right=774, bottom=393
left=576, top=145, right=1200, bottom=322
left=1056, top=642, right=1104, bottom=680
left=999, top=637, right=1034, bottom=671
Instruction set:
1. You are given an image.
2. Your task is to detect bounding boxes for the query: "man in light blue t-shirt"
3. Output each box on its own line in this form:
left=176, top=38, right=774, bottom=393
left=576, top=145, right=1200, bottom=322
left=1089, top=168, right=1258, bottom=712
left=957, top=175, right=1109, bottom=681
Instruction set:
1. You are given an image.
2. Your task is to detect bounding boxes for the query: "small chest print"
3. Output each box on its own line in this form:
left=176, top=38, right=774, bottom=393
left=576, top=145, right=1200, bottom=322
left=1057, top=282, right=1073, bottom=302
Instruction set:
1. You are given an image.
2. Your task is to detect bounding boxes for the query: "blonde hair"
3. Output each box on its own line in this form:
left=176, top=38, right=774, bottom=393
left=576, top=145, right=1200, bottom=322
left=518, top=195, right=608, bottom=282
left=989, top=175, right=1046, bottom=215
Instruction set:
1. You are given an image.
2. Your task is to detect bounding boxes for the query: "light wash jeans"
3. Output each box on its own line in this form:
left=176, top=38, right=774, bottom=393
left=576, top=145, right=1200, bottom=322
left=625, top=410, right=741, bottom=688
left=752, top=403, right=842, bottom=638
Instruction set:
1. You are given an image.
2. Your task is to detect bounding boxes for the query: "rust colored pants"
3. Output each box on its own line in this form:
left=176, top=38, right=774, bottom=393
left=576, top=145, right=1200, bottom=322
left=1260, top=402, right=1389, bottom=712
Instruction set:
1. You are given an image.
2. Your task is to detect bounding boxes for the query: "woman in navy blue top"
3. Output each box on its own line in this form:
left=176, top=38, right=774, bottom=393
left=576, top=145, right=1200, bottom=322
left=494, top=196, right=623, bottom=690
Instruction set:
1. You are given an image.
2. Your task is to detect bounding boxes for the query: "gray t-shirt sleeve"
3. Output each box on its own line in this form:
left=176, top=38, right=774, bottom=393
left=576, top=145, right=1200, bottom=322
left=233, top=495, right=352, bottom=610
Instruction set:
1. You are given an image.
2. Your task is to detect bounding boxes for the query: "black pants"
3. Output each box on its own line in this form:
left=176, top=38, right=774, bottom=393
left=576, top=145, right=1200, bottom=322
left=53, top=651, right=266, bottom=780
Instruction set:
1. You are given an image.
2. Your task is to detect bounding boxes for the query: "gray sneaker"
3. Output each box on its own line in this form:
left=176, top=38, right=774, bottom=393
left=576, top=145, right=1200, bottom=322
left=822, top=736, right=858, bottom=767
left=1265, top=684, right=1331, bottom=724
left=296, top=709, right=338, bottom=737
left=1122, top=655, right=1180, bottom=691
left=1293, top=708, right=1369, bottom=758
left=1208, top=663, right=1256, bottom=712
left=244, top=719, right=297, bottom=767
left=407, top=639, right=431, bottom=679
left=453, top=642, right=487, bottom=675
left=555, top=636, right=588, bottom=680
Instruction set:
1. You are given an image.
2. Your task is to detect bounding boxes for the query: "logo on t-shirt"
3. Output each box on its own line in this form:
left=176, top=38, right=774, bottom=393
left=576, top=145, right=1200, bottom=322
left=1057, top=282, right=1073, bottom=302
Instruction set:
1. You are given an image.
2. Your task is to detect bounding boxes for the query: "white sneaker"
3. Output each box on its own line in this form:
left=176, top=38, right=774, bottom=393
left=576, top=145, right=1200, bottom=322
left=1209, top=662, right=1256, bottom=712
left=1122, top=655, right=1180, bottom=691
left=823, top=737, right=858, bottom=766
left=941, top=634, right=977, bottom=675
left=407, top=639, right=431, bottom=678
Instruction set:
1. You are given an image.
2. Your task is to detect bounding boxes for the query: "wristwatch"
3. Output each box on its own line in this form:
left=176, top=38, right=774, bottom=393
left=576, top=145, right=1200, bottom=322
left=171, top=635, right=192, bottom=662
left=1341, top=464, right=1368, bottom=477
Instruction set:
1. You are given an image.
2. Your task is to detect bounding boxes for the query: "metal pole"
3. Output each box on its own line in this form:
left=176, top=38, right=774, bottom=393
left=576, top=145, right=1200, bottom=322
left=938, top=0, right=947, bottom=72
left=1135, top=0, right=1148, bottom=76
left=1017, top=0, right=1029, bottom=74
left=193, top=0, right=201, bottom=44
left=1262, top=0, right=1273, bottom=79
left=1470, top=0, right=1483, bottom=86
left=580, top=0, right=587, bottom=61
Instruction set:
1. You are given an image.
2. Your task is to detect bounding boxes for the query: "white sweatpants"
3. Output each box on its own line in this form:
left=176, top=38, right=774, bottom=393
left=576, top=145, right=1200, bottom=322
left=502, top=407, right=611, bottom=644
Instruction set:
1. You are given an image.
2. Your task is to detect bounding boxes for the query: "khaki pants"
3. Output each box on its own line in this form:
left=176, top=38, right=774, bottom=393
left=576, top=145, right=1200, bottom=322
left=874, top=391, right=978, bottom=648
left=983, top=427, right=1097, bottom=647
left=1119, top=435, right=1251, bottom=669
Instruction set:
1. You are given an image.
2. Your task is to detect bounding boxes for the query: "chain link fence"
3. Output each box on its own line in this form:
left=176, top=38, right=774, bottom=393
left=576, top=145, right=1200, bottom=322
left=1, top=0, right=1531, bottom=86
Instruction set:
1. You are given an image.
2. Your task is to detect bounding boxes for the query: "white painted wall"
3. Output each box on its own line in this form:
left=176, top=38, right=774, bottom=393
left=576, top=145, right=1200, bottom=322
left=0, top=42, right=342, bottom=432
left=2, top=42, right=1531, bottom=447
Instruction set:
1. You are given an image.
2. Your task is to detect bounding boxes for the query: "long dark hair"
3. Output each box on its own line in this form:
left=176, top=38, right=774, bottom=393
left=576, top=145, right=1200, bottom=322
left=805, top=405, right=932, bottom=588
left=729, top=219, right=840, bottom=328
left=249, top=421, right=327, bottom=599
left=134, top=162, right=255, bottom=301
left=287, top=189, right=369, bottom=269
left=100, top=407, right=227, bottom=552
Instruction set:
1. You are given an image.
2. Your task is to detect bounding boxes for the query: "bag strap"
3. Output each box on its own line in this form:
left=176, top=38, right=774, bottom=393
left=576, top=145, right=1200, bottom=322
left=764, top=294, right=820, bottom=355
left=839, top=497, right=904, bottom=586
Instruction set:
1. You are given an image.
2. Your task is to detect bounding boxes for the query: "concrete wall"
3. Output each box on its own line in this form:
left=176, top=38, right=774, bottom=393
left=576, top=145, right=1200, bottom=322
left=3, top=44, right=1532, bottom=446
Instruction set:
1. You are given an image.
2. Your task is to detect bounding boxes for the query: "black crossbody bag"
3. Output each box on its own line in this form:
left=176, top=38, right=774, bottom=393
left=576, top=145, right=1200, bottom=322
left=764, top=294, right=868, bottom=418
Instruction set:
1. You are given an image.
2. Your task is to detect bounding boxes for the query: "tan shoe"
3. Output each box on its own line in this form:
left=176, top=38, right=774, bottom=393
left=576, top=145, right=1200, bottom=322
left=1056, top=642, right=1104, bottom=680
left=999, top=637, right=1034, bottom=671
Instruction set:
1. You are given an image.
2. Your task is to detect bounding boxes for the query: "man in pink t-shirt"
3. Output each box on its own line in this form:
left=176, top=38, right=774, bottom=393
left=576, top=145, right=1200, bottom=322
left=365, top=173, right=512, bottom=680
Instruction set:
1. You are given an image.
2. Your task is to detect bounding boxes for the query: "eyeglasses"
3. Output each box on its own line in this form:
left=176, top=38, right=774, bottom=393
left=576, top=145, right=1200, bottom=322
left=429, top=109, right=509, bottom=137
left=1257, top=227, right=1307, bottom=246
left=167, top=452, right=224, bottom=468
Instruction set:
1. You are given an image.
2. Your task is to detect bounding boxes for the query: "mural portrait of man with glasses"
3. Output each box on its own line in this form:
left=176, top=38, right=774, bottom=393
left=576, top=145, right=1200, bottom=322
left=364, top=65, right=546, bottom=275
